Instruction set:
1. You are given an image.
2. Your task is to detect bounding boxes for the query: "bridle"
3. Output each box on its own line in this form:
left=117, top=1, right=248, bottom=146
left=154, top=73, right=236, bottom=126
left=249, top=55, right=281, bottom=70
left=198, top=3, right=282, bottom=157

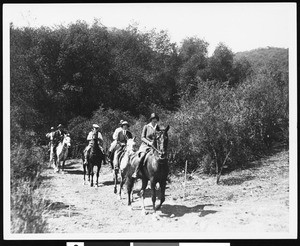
left=153, top=130, right=168, bottom=158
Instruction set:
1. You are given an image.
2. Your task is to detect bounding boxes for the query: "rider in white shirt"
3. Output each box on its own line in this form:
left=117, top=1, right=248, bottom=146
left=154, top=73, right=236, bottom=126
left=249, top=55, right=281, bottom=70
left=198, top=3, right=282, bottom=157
left=83, top=124, right=104, bottom=165
left=107, top=120, right=124, bottom=163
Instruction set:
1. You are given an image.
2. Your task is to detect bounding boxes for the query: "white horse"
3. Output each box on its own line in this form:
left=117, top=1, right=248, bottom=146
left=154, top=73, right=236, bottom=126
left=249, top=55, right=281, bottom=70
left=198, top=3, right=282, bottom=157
left=118, top=137, right=136, bottom=200
left=49, top=142, right=54, bottom=163
left=53, top=134, right=71, bottom=173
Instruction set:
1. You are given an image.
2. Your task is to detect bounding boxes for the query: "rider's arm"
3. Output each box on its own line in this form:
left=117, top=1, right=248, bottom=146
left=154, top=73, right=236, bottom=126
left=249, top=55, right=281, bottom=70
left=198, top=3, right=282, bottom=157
left=87, top=132, right=93, bottom=141
left=98, top=132, right=103, bottom=141
left=112, top=128, right=120, bottom=140
left=97, top=132, right=104, bottom=146
left=115, top=131, right=124, bottom=146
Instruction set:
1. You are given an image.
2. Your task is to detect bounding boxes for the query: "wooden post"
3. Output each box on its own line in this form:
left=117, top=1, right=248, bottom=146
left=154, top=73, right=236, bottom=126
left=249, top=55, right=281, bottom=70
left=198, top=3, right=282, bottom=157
left=68, top=204, right=71, bottom=217
left=216, top=150, right=231, bottom=184
left=184, top=160, right=188, bottom=200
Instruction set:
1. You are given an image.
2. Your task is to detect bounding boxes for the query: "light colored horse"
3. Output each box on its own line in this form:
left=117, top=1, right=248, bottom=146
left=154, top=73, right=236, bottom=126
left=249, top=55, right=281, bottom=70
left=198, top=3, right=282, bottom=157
left=117, top=137, right=137, bottom=200
left=49, top=142, right=54, bottom=163
left=53, top=134, right=71, bottom=173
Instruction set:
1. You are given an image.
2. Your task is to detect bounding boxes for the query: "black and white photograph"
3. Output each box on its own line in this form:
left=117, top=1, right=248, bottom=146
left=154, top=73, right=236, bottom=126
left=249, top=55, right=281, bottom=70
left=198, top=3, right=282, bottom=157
left=3, top=3, right=297, bottom=241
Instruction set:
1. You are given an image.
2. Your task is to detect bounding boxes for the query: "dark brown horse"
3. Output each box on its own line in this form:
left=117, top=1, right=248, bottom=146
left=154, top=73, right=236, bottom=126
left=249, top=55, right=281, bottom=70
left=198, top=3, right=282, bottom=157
left=126, top=125, right=170, bottom=217
left=82, top=134, right=105, bottom=187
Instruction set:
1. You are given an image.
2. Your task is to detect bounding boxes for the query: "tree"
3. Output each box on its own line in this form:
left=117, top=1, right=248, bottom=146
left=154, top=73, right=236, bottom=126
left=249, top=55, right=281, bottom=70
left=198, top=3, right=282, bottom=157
left=178, top=37, right=209, bottom=96
left=209, top=42, right=234, bottom=82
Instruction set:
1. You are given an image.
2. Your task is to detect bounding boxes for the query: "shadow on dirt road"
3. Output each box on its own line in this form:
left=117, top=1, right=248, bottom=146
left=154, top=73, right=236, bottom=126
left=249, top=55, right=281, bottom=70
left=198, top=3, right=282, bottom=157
left=160, top=203, right=217, bottom=218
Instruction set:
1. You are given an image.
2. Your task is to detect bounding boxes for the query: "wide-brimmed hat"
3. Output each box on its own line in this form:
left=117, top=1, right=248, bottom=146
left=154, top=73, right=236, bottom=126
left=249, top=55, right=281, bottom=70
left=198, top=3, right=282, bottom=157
left=57, top=124, right=63, bottom=128
left=149, top=113, right=159, bottom=121
left=92, top=124, right=100, bottom=128
left=51, top=127, right=54, bottom=130
left=121, top=121, right=130, bottom=127
left=119, top=120, right=124, bottom=125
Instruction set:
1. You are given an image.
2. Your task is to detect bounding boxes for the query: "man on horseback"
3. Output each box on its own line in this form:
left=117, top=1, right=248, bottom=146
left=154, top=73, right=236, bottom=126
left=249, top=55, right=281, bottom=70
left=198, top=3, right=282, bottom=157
left=52, top=124, right=66, bottom=160
left=132, top=113, right=161, bottom=178
left=107, top=119, right=124, bottom=165
left=113, top=121, right=133, bottom=171
left=83, top=124, right=104, bottom=165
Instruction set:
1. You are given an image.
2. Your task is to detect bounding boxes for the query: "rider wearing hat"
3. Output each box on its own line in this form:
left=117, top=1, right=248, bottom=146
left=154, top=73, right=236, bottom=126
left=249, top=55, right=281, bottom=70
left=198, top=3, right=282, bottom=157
left=107, top=120, right=124, bottom=163
left=83, top=124, right=104, bottom=165
left=113, top=121, right=133, bottom=170
left=132, top=113, right=161, bottom=178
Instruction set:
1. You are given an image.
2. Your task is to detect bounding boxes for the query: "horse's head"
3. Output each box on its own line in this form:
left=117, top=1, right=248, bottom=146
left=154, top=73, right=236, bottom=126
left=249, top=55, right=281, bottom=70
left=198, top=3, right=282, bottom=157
left=63, top=134, right=71, bottom=148
left=126, top=137, right=136, bottom=155
left=155, top=125, right=169, bottom=159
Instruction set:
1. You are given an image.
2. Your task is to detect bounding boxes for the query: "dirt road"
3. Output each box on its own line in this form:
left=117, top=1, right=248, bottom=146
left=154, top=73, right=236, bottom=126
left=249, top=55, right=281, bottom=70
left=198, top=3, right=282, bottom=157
left=40, top=150, right=289, bottom=236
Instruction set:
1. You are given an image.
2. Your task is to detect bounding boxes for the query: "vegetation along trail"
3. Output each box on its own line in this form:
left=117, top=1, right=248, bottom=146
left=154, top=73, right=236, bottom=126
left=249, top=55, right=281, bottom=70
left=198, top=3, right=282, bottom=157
left=40, top=150, right=289, bottom=234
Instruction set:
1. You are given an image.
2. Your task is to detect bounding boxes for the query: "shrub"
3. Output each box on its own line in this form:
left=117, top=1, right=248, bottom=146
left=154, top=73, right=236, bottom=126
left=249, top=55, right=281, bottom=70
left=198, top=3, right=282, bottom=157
left=164, top=74, right=288, bottom=174
left=10, top=144, right=48, bottom=233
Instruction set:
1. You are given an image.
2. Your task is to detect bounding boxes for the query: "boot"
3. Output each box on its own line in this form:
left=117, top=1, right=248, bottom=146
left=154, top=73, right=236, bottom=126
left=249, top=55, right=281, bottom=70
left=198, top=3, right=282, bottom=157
left=132, top=156, right=143, bottom=178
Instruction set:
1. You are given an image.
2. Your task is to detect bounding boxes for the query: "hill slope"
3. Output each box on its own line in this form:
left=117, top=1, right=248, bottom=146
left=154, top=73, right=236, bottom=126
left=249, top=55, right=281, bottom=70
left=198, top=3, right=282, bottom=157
left=235, top=47, right=288, bottom=75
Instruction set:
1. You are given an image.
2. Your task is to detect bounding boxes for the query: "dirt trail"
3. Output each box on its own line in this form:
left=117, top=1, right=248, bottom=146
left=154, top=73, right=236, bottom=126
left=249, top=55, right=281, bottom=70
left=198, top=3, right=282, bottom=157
left=40, top=151, right=289, bottom=235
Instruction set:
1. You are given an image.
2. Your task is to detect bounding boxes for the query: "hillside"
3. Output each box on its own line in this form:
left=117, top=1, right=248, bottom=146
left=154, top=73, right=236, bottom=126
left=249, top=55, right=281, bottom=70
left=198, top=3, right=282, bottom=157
left=235, top=47, right=288, bottom=75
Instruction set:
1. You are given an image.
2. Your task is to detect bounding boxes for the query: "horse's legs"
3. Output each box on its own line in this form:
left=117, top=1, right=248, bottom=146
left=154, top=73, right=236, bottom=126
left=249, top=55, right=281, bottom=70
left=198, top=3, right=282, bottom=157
left=140, top=178, right=148, bottom=215
left=83, top=163, right=86, bottom=185
left=156, top=179, right=166, bottom=210
left=96, top=164, right=100, bottom=186
left=118, top=171, right=124, bottom=200
left=150, top=179, right=157, bottom=214
left=52, top=153, right=57, bottom=172
left=114, top=169, right=118, bottom=194
left=126, top=177, right=134, bottom=208
left=90, top=165, right=94, bottom=187
left=62, top=160, right=66, bottom=173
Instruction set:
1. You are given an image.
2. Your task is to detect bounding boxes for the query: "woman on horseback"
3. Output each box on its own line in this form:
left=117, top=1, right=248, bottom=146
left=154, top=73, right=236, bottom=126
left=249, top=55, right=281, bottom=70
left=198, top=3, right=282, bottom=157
left=132, top=113, right=161, bottom=178
left=113, top=121, right=133, bottom=170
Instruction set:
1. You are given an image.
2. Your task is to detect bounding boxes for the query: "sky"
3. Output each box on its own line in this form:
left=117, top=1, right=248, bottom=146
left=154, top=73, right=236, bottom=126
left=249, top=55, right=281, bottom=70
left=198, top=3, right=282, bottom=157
left=3, top=3, right=296, bottom=56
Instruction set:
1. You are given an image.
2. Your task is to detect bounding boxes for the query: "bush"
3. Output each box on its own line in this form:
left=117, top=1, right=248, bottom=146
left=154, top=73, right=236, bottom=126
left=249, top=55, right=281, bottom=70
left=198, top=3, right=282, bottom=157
left=164, top=74, right=288, bottom=174
left=10, top=144, right=48, bottom=233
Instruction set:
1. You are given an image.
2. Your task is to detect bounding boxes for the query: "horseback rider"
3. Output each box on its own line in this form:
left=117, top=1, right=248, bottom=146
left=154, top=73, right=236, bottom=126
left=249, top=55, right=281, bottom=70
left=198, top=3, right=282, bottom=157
left=52, top=124, right=66, bottom=159
left=132, top=113, right=161, bottom=178
left=113, top=121, right=133, bottom=170
left=46, top=126, right=56, bottom=150
left=107, top=120, right=124, bottom=164
left=83, top=124, right=104, bottom=165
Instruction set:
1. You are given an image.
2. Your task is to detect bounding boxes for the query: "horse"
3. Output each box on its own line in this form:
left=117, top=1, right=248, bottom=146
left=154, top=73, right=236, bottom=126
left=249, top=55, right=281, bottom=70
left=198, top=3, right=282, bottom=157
left=112, top=137, right=136, bottom=194
left=82, top=134, right=105, bottom=187
left=49, top=142, right=55, bottom=163
left=126, top=125, right=170, bottom=217
left=53, top=134, right=71, bottom=173
left=116, top=137, right=137, bottom=200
